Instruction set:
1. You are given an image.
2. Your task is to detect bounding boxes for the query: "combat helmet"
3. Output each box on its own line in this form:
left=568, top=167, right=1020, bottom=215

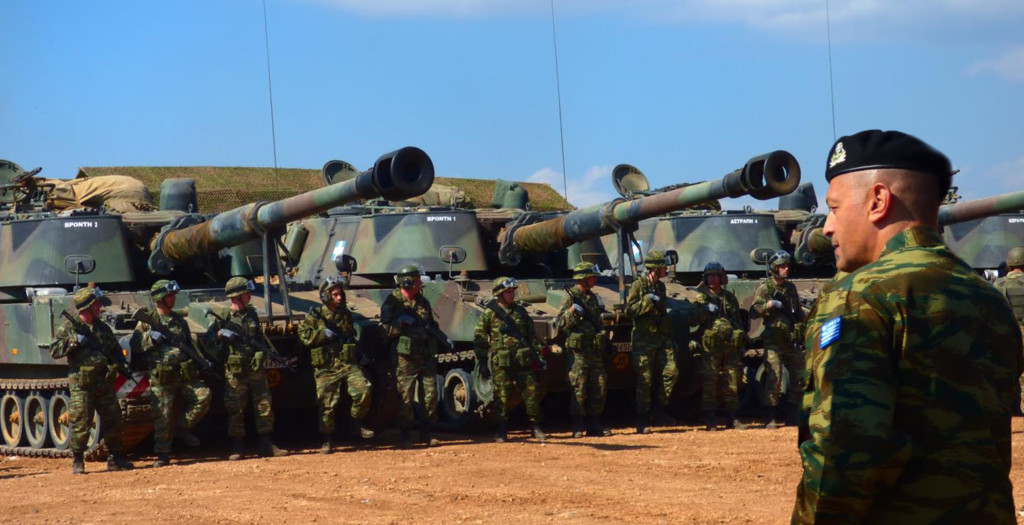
left=225, top=277, right=255, bottom=298
left=319, top=276, right=347, bottom=304
left=150, top=279, right=180, bottom=302
left=1007, top=247, right=1024, bottom=269
left=768, top=250, right=792, bottom=275
left=395, top=264, right=421, bottom=290
left=703, top=261, right=726, bottom=279
left=572, top=262, right=599, bottom=280
left=644, top=250, right=667, bottom=270
left=492, top=276, right=518, bottom=295
left=73, top=286, right=111, bottom=311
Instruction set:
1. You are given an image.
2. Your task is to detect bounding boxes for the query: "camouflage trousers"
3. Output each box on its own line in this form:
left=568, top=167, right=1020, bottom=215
left=314, top=363, right=372, bottom=434
left=632, top=341, right=677, bottom=415
left=567, top=349, right=606, bottom=417
left=762, top=344, right=804, bottom=408
left=491, top=360, right=543, bottom=423
left=149, top=375, right=211, bottom=454
left=225, top=368, right=274, bottom=438
left=701, top=343, right=741, bottom=411
left=68, top=371, right=123, bottom=454
left=395, top=353, right=438, bottom=429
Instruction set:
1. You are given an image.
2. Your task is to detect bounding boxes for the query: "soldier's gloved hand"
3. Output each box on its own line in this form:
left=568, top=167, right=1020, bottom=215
left=150, top=330, right=164, bottom=343
left=76, top=334, right=87, bottom=345
left=706, top=303, right=719, bottom=313
left=570, top=303, right=584, bottom=315
left=768, top=299, right=783, bottom=310
left=688, top=340, right=699, bottom=352
left=647, top=293, right=660, bottom=303
left=397, top=314, right=416, bottom=327
left=479, top=360, right=491, bottom=380
left=325, top=328, right=339, bottom=340
left=217, top=328, right=237, bottom=341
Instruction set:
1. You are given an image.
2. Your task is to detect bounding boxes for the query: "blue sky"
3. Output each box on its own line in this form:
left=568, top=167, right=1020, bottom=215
left=2, top=1, right=1023, bottom=210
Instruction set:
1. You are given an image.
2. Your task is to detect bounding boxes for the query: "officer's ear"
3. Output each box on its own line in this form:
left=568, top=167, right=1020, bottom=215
left=866, top=181, right=893, bottom=225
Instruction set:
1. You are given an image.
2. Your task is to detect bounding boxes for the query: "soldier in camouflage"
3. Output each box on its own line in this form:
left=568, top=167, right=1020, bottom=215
left=794, top=130, right=1022, bottom=523
left=380, top=264, right=444, bottom=448
left=626, top=251, right=679, bottom=434
left=298, top=277, right=374, bottom=454
left=474, top=277, right=547, bottom=442
left=692, top=261, right=747, bottom=431
left=50, top=287, right=134, bottom=474
left=749, top=250, right=804, bottom=429
left=134, top=279, right=211, bottom=467
left=208, top=277, right=288, bottom=460
left=556, top=262, right=611, bottom=438
left=993, top=246, right=1024, bottom=416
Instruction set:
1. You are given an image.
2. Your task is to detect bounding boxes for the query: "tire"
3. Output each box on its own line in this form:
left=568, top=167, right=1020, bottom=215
left=441, top=368, right=476, bottom=427
left=23, top=393, right=50, bottom=449
left=0, top=392, right=25, bottom=447
left=48, top=392, right=72, bottom=450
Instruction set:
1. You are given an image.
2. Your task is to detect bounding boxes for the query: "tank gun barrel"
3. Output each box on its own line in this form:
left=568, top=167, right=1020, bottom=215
left=498, top=151, right=800, bottom=265
left=148, top=147, right=434, bottom=274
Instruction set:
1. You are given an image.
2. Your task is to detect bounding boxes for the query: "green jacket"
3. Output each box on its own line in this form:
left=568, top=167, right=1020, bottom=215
left=750, top=278, right=804, bottom=345
left=473, top=300, right=541, bottom=367
left=298, top=304, right=358, bottom=367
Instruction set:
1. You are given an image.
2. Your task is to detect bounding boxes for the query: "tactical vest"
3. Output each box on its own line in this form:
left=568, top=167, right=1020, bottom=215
left=1002, top=275, right=1024, bottom=325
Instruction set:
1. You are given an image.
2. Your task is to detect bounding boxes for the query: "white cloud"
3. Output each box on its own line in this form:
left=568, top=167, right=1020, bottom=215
left=968, top=46, right=1024, bottom=84
left=528, top=165, right=617, bottom=208
left=954, top=156, right=1024, bottom=200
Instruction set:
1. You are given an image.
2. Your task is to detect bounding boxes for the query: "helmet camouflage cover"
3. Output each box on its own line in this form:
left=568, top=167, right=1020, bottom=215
left=1007, top=246, right=1024, bottom=268
left=150, top=279, right=180, bottom=302
left=572, top=262, right=599, bottom=280
left=644, top=250, right=667, bottom=270
left=73, top=287, right=111, bottom=310
left=492, top=276, right=518, bottom=295
left=225, top=277, right=254, bottom=298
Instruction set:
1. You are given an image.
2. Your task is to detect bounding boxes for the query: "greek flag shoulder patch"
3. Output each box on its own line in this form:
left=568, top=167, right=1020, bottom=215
left=820, top=317, right=842, bottom=348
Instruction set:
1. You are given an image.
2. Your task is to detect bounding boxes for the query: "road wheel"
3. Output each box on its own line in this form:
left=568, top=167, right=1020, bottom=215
left=0, top=392, right=25, bottom=446
left=23, top=393, right=50, bottom=449
left=48, top=392, right=72, bottom=450
left=441, top=368, right=476, bottom=427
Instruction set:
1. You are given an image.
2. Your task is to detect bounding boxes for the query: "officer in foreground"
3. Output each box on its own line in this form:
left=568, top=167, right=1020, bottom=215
left=208, top=277, right=288, bottom=460
left=381, top=265, right=442, bottom=448
left=793, top=130, right=1022, bottom=523
left=51, top=287, right=134, bottom=474
left=993, top=246, right=1024, bottom=418
left=474, top=277, right=547, bottom=442
left=298, top=277, right=374, bottom=454
left=749, top=251, right=804, bottom=429
left=626, top=251, right=678, bottom=434
left=134, top=279, right=211, bottom=467
left=556, top=262, right=611, bottom=438
left=692, top=262, right=747, bottom=431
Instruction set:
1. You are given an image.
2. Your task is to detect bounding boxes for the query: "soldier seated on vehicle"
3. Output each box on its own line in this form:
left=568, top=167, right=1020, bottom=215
left=298, top=277, right=374, bottom=454
left=474, top=277, right=548, bottom=442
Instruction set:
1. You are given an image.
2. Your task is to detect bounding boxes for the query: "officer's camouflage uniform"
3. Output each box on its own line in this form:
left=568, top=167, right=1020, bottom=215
left=692, top=283, right=744, bottom=412
left=556, top=286, right=607, bottom=419
left=474, top=299, right=544, bottom=424
left=625, top=276, right=677, bottom=417
left=750, top=278, right=804, bottom=408
left=298, top=304, right=371, bottom=434
left=380, top=289, right=439, bottom=430
left=994, top=268, right=1024, bottom=413
left=51, top=313, right=125, bottom=455
left=135, top=308, right=211, bottom=455
left=210, top=305, right=277, bottom=438
left=794, top=226, right=1023, bottom=524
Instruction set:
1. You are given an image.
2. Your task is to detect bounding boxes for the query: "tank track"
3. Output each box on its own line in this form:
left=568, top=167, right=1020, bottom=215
left=0, top=377, right=152, bottom=461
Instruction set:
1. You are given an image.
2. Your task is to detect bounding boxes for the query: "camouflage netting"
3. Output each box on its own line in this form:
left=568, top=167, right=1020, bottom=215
left=77, top=167, right=572, bottom=213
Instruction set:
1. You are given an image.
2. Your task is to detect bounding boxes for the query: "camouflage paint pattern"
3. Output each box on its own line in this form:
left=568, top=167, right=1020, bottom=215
left=943, top=214, right=1024, bottom=270
left=794, top=226, right=1023, bottom=524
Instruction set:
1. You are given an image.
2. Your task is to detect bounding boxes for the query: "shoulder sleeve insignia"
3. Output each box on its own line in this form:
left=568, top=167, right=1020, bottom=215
left=820, top=316, right=842, bottom=348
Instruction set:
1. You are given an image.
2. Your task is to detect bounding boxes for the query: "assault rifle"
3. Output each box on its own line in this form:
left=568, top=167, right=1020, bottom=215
left=60, top=310, right=137, bottom=386
left=131, top=309, right=218, bottom=376
left=484, top=299, right=533, bottom=348
left=205, top=310, right=286, bottom=362
left=396, top=312, right=453, bottom=353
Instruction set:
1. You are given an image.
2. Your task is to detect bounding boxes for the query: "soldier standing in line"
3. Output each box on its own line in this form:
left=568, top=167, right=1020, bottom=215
left=208, top=277, right=288, bottom=460
left=692, top=262, right=748, bottom=431
left=794, top=130, right=1022, bottom=523
left=749, top=251, right=804, bottom=429
left=473, top=277, right=547, bottom=442
left=134, top=279, right=211, bottom=467
left=298, top=277, right=374, bottom=454
left=556, top=262, right=612, bottom=438
left=380, top=264, right=442, bottom=448
left=993, top=246, right=1024, bottom=420
left=625, top=251, right=679, bottom=435
left=51, top=287, right=134, bottom=474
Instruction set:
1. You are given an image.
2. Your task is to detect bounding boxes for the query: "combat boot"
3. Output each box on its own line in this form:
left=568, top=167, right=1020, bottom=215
left=571, top=415, right=585, bottom=438
left=152, top=454, right=171, bottom=468
left=257, top=434, right=289, bottom=457
left=726, top=411, right=748, bottom=430
left=705, top=410, right=717, bottom=431
left=587, top=416, right=611, bottom=437
left=399, top=429, right=413, bottom=449
left=653, top=403, right=677, bottom=426
left=71, top=452, right=85, bottom=475
left=420, top=425, right=440, bottom=447
left=320, top=434, right=333, bottom=455
left=764, top=407, right=779, bottom=430
left=228, top=437, right=245, bottom=461
left=636, top=413, right=652, bottom=435
left=495, top=421, right=507, bottom=443
left=531, top=424, right=548, bottom=441
left=107, top=453, right=135, bottom=471
left=357, top=424, right=375, bottom=440
left=174, top=428, right=201, bottom=447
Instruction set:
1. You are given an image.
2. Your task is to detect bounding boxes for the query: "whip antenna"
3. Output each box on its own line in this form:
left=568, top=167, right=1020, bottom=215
left=549, top=0, right=569, bottom=206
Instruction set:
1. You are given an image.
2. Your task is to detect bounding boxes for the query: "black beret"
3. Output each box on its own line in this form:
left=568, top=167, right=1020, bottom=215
left=825, top=130, right=952, bottom=196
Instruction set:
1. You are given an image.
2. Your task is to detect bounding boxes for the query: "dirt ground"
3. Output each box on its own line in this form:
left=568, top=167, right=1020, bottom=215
left=4, top=419, right=1024, bottom=524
